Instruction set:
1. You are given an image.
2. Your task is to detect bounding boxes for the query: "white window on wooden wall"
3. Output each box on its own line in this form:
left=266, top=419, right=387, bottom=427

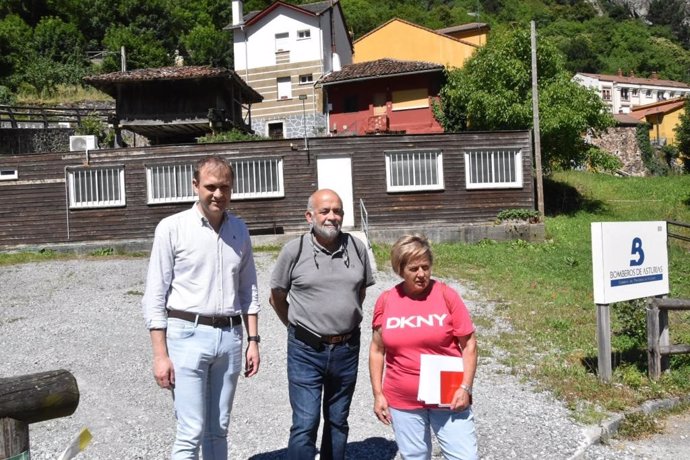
left=67, top=166, right=125, bottom=209
left=277, top=77, right=292, bottom=100
left=385, top=150, right=444, bottom=193
left=464, top=149, right=522, bottom=189
left=231, top=158, right=284, bottom=200
left=0, top=168, right=18, bottom=180
left=146, top=163, right=196, bottom=204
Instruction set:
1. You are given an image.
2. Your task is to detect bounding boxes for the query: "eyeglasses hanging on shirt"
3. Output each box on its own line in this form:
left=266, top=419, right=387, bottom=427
left=308, top=233, right=350, bottom=269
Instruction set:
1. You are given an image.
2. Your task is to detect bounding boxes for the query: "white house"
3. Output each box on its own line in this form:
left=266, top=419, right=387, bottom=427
left=226, top=0, right=353, bottom=139
left=573, top=71, right=690, bottom=114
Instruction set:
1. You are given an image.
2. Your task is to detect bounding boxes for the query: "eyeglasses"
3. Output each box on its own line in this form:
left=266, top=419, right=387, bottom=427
left=309, top=234, right=350, bottom=269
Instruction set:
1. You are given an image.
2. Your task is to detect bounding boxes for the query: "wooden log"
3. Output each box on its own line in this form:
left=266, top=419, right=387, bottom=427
left=0, top=370, right=79, bottom=424
left=654, top=298, right=690, bottom=310
left=0, top=418, right=29, bottom=459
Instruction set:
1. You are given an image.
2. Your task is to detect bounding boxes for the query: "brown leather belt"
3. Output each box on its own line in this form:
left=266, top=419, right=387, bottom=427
left=167, top=309, right=242, bottom=328
left=323, top=332, right=353, bottom=344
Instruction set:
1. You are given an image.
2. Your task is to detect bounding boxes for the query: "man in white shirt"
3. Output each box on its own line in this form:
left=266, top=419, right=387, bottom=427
left=142, top=155, right=260, bottom=459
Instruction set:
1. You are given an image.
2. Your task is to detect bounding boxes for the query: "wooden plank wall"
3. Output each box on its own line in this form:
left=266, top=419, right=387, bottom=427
left=0, top=131, right=534, bottom=248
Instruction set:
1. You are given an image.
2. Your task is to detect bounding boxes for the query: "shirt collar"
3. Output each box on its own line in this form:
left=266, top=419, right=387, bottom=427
left=191, top=202, right=226, bottom=229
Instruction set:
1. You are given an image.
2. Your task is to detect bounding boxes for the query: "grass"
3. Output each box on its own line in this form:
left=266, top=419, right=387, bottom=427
left=15, top=84, right=113, bottom=105
left=373, top=170, right=690, bottom=422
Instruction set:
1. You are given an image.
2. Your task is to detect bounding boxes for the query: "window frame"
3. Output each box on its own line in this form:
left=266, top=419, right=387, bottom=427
left=145, top=162, right=196, bottom=205
left=275, top=32, right=289, bottom=52
left=67, top=165, right=126, bottom=209
left=384, top=149, right=444, bottom=193
left=297, top=29, right=311, bottom=40
left=299, top=74, right=313, bottom=85
left=231, top=157, right=285, bottom=200
left=464, top=148, right=523, bottom=190
left=0, top=168, right=18, bottom=181
left=277, top=76, right=292, bottom=100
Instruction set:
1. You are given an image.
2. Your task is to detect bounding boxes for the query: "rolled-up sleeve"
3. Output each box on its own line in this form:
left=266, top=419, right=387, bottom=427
left=238, top=225, right=260, bottom=315
left=142, top=220, right=175, bottom=330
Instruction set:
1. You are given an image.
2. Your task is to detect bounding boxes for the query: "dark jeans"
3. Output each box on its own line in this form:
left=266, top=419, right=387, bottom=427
left=286, top=324, right=360, bottom=460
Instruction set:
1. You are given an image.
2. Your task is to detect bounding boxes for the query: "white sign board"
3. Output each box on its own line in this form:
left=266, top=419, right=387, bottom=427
left=592, top=221, right=669, bottom=304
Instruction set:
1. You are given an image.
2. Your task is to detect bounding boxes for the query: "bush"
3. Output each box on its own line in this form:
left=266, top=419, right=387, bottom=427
left=0, top=85, right=14, bottom=104
left=613, top=298, right=648, bottom=349
left=636, top=123, right=669, bottom=176
left=197, top=129, right=263, bottom=143
left=496, top=208, right=540, bottom=223
left=586, top=146, right=623, bottom=173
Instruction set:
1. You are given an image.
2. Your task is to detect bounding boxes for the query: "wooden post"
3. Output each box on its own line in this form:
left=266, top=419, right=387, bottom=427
left=0, top=418, right=29, bottom=459
left=659, top=307, right=670, bottom=373
left=530, top=20, right=545, bottom=217
left=0, top=369, right=79, bottom=457
left=647, top=300, right=661, bottom=379
left=597, top=303, right=612, bottom=381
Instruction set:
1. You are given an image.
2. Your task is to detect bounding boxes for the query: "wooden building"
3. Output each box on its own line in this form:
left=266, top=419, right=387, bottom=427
left=0, top=131, right=536, bottom=249
left=83, top=66, right=263, bottom=145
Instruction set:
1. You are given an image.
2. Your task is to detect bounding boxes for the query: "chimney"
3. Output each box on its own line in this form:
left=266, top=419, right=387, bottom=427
left=232, top=0, right=244, bottom=27
left=629, top=69, right=634, bottom=77
left=617, top=68, right=623, bottom=77
left=650, top=71, right=658, bottom=80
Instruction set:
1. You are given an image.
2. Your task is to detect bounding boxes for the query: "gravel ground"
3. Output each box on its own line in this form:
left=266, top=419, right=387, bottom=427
left=0, top=253, right=683, bottom=459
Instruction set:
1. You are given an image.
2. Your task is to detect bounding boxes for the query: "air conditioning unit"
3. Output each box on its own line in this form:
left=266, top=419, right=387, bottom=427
left=69, top=135, right=98, bottom=151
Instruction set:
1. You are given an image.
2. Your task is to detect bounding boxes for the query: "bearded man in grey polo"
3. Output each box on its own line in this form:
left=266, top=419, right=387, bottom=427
left=270, top=188, right=374, bottom=460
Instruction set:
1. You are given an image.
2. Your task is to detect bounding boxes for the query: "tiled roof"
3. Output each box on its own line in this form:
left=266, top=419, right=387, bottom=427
left=630, top=97, right=686, bottom=119
left=83, top=66, right=262, bottom=102
left=84, top=66, right=235, bottom=83
left=613, top=113, right=641, bottom=125
left=577, top=72, right=690, bottom=89
left=318, top=58, right=443, bottom=85
left=242, top=0, right=332, bottom=24
left=299, top=1, right=332, bottom=15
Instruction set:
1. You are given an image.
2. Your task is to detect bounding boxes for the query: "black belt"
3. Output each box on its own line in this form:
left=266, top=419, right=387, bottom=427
left=167, top=309, right=242, bottom=328
left=293, top=323, right=357, bottom=347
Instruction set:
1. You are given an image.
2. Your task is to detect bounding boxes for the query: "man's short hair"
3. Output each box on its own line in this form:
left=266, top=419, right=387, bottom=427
left=194, top=155, right=234, bottom=182
left=390, top=234, right=433, bottom=276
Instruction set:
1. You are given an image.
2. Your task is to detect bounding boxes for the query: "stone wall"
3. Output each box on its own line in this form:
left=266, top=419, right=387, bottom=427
left=252, top=113, right=327, bottom=139
left=0, top=128, right=73, bottom=155
left=589, top=126, right=647, bottom=176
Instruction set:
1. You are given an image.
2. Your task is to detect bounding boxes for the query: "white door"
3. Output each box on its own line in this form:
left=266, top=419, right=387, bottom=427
left=317, top=156, right=354, bottom=229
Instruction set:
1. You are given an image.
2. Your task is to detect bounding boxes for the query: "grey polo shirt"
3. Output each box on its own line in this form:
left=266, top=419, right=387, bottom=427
left=270, top=232, right=375, bottom=335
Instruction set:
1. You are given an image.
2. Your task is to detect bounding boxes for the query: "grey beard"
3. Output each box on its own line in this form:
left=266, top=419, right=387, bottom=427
left=313, top=222, right=340, bottom=241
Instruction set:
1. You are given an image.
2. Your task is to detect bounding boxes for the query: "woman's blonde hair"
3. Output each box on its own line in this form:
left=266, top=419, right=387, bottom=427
left=390, top=234, right=433, bottom=276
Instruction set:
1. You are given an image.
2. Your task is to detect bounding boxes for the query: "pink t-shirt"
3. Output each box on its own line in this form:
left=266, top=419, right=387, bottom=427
left=372, top=280, right=475, bottom=409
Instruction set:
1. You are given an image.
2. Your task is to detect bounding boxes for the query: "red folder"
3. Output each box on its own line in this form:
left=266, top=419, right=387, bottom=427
left=440, top=370, right=464, bottom=405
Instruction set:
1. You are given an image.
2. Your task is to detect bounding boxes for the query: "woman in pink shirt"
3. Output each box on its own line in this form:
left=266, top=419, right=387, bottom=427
left=369, top=234, right=478, bottom=460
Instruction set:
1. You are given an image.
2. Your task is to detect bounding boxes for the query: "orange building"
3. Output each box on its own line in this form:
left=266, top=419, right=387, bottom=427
left=353, top=18, right=488, bottom=69
left=630, top=97, right=686, bottom=146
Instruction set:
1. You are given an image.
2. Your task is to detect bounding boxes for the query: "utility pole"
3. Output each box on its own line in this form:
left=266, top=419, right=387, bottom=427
left=121, top=46, right=126, bottom=72
left=531, top=21, right=545, bottom=217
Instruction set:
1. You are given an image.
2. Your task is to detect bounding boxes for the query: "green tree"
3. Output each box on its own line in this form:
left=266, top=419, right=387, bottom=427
left=102, top=25, right=169, bottom=71
left=181, top=25, right=232, bottom=67
left=437, top=26, right=613, bottom=169
left=674, top=98, right=690, bottom=159
left=0, top=14, right=32, bottom=87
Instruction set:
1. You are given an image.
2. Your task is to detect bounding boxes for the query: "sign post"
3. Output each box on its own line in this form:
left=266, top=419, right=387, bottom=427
left=591, top=222, right=669, bottom=381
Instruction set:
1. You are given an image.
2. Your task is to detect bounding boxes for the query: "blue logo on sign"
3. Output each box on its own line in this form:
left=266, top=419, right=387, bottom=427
left=630, top=237, right=644, bottom=266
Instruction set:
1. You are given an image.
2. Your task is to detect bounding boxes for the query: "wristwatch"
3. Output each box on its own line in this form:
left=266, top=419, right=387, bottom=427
left=460, top=383, right=472, bottom=395
left=247, top=335, right=261, bottom=343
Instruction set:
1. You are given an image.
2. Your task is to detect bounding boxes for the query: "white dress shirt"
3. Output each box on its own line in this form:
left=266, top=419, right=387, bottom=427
left=142, top=204, right=260, bottom=330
